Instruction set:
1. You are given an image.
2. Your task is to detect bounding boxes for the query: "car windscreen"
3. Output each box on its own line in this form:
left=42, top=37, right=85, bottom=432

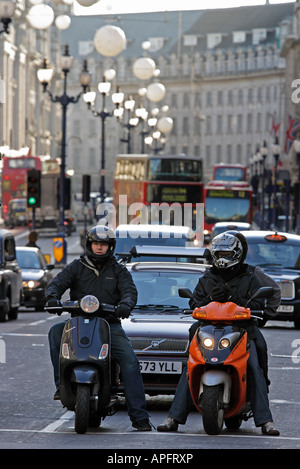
left=131, top=271, right=199, bottom=308
left=115, top=233, right=193, bottom=262
left=16, top=251, right=43, bottom=269
left=246, top=241, right=300, bottom=269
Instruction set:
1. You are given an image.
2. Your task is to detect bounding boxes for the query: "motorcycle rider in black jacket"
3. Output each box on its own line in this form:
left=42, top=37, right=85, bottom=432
left=46, top=225, right=151, bottom=431
left=157, top=232, right=280, bottom=436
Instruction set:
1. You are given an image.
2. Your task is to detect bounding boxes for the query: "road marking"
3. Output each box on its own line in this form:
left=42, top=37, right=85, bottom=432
left=0, top=426, right=299, bottom=442
left=39, top=411, right=74, bottom=433
left=271, top=399, right=300, bottom=405
left=0, top=333, right=47, bottom=337
left=269, top=366, right=300, bottom=370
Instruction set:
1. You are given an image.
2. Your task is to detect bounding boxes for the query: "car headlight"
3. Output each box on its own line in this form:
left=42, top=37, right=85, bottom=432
left=23, top=280, right=41, bottom=289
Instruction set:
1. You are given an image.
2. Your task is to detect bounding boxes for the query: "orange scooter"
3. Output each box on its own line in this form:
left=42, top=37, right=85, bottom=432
left=179, top=286, right=273, bottom=435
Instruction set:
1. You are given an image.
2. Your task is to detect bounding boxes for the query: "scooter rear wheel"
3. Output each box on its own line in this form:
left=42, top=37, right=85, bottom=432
left=75, top=384, right=90, bottom=434
left=202, top=384, right=224, bottom=435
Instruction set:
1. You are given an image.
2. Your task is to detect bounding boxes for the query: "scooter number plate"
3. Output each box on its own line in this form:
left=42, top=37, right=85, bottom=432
left=139, top=360, right=182, bottom=374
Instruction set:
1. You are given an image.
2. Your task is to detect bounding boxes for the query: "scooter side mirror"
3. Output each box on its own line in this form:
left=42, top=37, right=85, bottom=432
left=246, top=286, right=274, bottom=306
left=178, top=288, right=194, bottom=299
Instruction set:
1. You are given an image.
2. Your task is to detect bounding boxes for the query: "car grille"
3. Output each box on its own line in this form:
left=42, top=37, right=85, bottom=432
left=130, top=337, right=189, bottom=354
left=275, top=280, right=294, bottom=300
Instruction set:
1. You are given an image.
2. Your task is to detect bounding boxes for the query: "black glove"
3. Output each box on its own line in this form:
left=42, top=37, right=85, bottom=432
left=210, top=285, right=232, bottom=303
left=45, top=298, right=62, bottom=315
left=115, top=304, right=131, bottom=319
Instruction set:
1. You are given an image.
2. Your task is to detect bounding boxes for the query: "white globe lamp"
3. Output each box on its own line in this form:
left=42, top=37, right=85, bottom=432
left=157, top=116, right=173, bottom=134
left=146, top=82, right=166, bottom=102
left=93, top=25, right=126, bottom=57
left=133, top=57, right=156, bottom=80
left=26, top=4, right=55, bottom=30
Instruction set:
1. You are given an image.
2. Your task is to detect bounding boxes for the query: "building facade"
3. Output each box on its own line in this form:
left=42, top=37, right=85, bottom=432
left=62, top=3, right=295, bottom=195
left=1, top=2, right=298, bottom=201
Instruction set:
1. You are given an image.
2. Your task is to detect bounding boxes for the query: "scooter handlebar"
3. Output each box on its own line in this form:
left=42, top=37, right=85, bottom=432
left=45, top=300, right=117, bottom=316
left=250, top=310, right=264, bottom=320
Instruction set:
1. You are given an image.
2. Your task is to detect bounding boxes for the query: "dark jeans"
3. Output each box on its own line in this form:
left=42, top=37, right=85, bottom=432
left=48, top=321, right=149, bottom=424
left=168, top=340, right=273, bottom=427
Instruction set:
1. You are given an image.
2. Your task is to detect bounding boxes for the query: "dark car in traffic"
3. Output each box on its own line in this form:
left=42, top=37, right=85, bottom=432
left=16, top=247, right=55, bottom=311
left=243, top=230, right=300, bottom=329
left=0, top=229, right=22, bottom=321
left=121, top=246, right=209, bottom=394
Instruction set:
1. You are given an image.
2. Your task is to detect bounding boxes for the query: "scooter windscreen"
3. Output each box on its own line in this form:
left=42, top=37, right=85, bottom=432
left=80, top=295, right=100, bottom=314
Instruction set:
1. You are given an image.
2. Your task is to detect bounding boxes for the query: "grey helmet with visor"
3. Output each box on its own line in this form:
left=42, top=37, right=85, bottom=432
left=210, top=232, right=244, bottom=270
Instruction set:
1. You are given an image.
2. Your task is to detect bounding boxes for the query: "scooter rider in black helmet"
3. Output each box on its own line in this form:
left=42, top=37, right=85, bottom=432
left=157, top=232, right=280, bottom=436
left=46, top=225, right=151, bottom=431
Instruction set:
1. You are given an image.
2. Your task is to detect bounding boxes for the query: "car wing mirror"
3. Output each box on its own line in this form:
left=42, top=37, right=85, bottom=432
left=178, top=288, right=194, bottom=299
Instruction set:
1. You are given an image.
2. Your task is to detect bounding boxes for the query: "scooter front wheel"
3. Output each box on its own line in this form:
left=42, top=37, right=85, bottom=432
left=201, top=384, right=224, bottom=435
left=75, top=384, right=90, bottom=434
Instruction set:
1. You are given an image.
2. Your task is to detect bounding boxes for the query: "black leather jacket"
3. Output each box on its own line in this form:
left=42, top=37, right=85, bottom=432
left=46, top=255, right=137, bottom=323
left=189, top=264, right=266, bottom=340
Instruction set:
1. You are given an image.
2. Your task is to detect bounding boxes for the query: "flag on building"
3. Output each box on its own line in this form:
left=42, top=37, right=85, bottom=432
left=284, top=114, right=300, bottom=154
left=271, top=114, right=280, bottom=137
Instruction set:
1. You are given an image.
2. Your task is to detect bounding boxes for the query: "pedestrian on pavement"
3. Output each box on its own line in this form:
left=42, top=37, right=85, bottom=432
left=26, top=231, right=40, bottom=249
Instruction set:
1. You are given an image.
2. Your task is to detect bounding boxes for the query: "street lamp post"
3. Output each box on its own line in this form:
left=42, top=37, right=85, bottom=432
left=260, top=141, right=268, bottom=230
left=37, top=45, right=91, bottom=262
left=271, top=137, right=281, bottom=229
left=84, top=70, right=124, bottom=202
left=293, top=135, right=300, bottom=234
left=120, top=96, right=138, bottom=153
left=0, top=0, right=15, bottom=34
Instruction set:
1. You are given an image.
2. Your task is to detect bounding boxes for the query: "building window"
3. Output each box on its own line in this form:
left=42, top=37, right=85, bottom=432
left=183, top=92, right=190, bottom=107
left=217, top=91, right=223, bottom=106
left=216, top=115, right=223, bottom=134
left=227, top=144, right=232, bottom=163
left=247, top=113, right=252, bottom=133
left=205, top=116, right=212, bottom=134
left=183, top=117, right=189, bottom=135
left=206, top=91, right=212, bottom=107
left=238, top=89, right=243, bottom=105
left=216, top=145, right=222, bottom=163
left=205, top=145, right=211, bottom=166
left=227, top=115, right=233, bottom=134
left=237, top=114, right=243, bottom=133
left=171, top=93, right=177, bottom=107
left=247, top=88, right=253, bottom=104
left=227, top=90, right=233, bottom=106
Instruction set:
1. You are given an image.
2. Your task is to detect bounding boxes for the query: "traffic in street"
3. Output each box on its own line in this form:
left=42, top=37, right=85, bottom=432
left=0, top=227, right=298, bottom=451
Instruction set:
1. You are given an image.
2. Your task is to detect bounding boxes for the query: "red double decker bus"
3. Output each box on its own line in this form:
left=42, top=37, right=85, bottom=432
left=1, top=154, right=41, bottom=222
left=213, top=163, right=248, bottom=182
left=113, top=154, right=204, bottom=231
left=204, top=180, right=253, bottom=233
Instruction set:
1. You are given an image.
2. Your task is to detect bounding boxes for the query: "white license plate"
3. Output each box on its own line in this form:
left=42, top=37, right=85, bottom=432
left=139, top=360, right=182, bottom=374
left=277, top=305, right=294, bottom=312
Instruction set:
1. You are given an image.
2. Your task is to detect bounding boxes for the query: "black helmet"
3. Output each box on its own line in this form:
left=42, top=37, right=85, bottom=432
left=210, top=232, right=245, bottom=270
left=85, top=225, right=116, bottom=263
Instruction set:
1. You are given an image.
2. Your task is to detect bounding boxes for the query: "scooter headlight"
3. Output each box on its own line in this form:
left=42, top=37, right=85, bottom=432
left=80, top=295, right=100, bottom=313
left=198, top=330, right=214, bottom=350
left=219, top=338, right=230, bottom=349
left=203, top=337, right=214, bottom=349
